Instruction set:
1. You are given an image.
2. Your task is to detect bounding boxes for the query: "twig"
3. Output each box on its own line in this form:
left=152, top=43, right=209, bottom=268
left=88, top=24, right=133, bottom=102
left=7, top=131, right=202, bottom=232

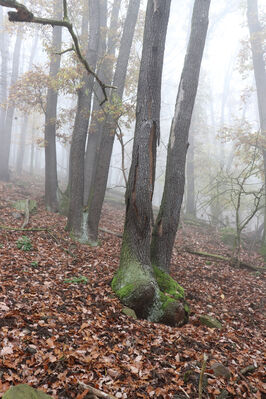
left=99, top=227, right=122, bottom=238
left=78, top=381, right=117, bottom=399
left=199, top=353, right=208, bottom=399
left=0, top=224, right=47, bottom=231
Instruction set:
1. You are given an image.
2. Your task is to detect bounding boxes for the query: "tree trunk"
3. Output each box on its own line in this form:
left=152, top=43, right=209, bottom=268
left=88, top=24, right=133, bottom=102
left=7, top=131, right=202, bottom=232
left=44, top=0, right=62, bottom=212
left=85, top=0, right=141, bottom=244
left=151, top=0, right=211, bottom=272
left=0, top=26, right=22, bottom=181
left=0, top=8, right=8, bottom=157
left=186, top=111, right=196, bottom=217
left=112, top=0, right=188, bottom=327
left=16, top=28, right=39, bottom=174
left=83, top=0, right=121, bottom=205
left=247, top=0, right=266, bottom=257
left=66, top=0, right=101, bottom=239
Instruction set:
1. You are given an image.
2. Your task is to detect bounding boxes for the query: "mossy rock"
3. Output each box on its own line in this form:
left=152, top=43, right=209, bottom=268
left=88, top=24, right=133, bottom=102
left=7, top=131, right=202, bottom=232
left=122, top=306, right=137, bottom=319
left=3, top=384, right=53, bottom=399
left=199, top=315, right=222, bottom=329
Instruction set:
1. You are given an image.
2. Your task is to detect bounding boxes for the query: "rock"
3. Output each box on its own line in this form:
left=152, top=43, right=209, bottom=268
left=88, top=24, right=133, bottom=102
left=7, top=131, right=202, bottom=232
left=160, top=301, right=187, bottom=327
left=199, top=315, right=222, bottom=329
left=11, top=212, right=22, bottom=219
left=212, top=363, right=231, bottom=379
left=3, top=384, right=53, bottom=399
left=122, top=306, right=137, bottom=319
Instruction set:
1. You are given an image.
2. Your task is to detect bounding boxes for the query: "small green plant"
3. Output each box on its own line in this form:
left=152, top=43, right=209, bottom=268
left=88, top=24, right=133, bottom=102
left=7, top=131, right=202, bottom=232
left=64, top=275, right=88, bottom=285
left=30, top=261, right=39, bottom=268
left=16, top=236, right=32, bottom=251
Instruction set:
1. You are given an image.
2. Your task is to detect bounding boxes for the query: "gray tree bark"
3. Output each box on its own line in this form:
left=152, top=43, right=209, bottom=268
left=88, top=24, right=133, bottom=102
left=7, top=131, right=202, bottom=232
left=83, top=0, right=121, bottom=205
left=85, top=0, right=141, bottom=244
left=151, top=0, right=211, bottom=272
left=112, top=0, right=188, bottom=327
left=0, top=25, right=23, bottom=181
left=66, top=0, right=101, bottom=238
left=0, top=7, right=8, bottom=155
left=247, top=0, right=266, bottom=254
left=44, top=0, right=62, bottom=212
left=16, top=28, right=39, bottom=174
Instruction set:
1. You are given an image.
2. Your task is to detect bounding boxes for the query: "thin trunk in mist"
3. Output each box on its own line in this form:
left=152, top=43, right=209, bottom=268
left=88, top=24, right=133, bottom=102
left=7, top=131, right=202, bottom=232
left=44, top=0, right=62, bottom=212
left=151, top=0, right=211, bottom=273
left=66, top=0, right=101, bottom=238
left=83, top=0, right=121, bottom=205
left=112, top=0, right=176, bottom=323
left=247, top=0, right=266, bottom=253
left=85, top=0, right=141, bottom=244
left=0, top=25, right=22, bottom=181
left=0, top=8, right=8, bottom=143
left=16, top=28, right=39, bottom=174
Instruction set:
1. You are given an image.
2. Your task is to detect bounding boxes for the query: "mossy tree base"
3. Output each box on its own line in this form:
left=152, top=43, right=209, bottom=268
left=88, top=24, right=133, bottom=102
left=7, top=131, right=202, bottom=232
left=112, top=238, right=188, bottom=326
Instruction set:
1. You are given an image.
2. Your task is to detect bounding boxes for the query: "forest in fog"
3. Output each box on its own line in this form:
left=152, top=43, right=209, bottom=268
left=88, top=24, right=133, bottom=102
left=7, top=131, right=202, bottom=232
left=0, top=0, right=265, bottom=397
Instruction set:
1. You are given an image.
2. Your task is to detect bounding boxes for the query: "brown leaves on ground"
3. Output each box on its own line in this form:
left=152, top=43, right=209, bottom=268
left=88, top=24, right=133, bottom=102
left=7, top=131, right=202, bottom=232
left=0, top=181, right=265, bottom=399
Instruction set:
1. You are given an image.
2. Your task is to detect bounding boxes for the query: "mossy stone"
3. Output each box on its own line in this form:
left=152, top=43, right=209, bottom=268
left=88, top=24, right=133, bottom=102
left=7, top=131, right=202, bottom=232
left=199, top=315, right=222, bottom=329
left=3, top=384, right=53, bottom=399
left=122, top=306, right=137, bottom=319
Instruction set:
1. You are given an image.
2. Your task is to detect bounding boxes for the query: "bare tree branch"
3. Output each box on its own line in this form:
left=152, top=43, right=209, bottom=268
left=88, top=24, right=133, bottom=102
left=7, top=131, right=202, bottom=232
left=0, top=0, right=117, bottom=104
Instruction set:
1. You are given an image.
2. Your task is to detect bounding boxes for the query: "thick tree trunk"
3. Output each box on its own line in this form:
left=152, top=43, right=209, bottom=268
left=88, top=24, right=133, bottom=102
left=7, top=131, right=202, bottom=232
left=0, top=26, right=22, bottom=181
left=247, top=0, right=266, bottom=256
left=16, top=29, right=39, bottom=174
left=112, top=0, right=188, bottom=326
left=83, top=0, right=121, bottom=205
left=85, top=0, right=141, bottom=244
left=186, top=122, right=196, bottom=217
left=66, top=0, right=101, bottom=239
left=44, top=0, right=62, bottom=212
left=151, top=0, right=211, bottom=272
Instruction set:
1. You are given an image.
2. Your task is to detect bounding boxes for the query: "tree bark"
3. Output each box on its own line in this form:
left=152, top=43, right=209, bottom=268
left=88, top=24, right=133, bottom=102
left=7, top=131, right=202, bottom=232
left=247, top=0, right=266, bottom=255
left=151, top=0, right=211, bottom=272
left=66, top=0, right=101, bottom=238
left=0, top=25, right=22, bottom=181
left=186, top=111, right=196, bottom=217
left=0, top=7, right=8, bottom=155
left=16, top=28, right=39, bottom=174
left=85, top=0, right=141, bottom=244
left=83, top=0, right=121, bottom=205
left=44, top=0, right=62, bottom=212
left=112, top=0, right=188, bottom=327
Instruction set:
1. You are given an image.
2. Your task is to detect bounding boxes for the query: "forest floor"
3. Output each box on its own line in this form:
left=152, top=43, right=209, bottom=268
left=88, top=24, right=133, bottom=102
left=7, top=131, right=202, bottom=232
left=0, top=179, right=265, bottom=399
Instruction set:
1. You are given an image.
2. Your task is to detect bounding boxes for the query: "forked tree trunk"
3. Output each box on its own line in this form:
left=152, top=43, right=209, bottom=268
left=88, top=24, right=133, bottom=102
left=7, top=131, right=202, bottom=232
left=247, top=0, right=266, bottom=256
left=0, top=26, right=22, bottom=181
left=151, top=0, right=211, bottom=272
left=44, top=0, right=62, bottom=212
left=112, top=0, right=188, bottom=326
left=85, top=0, right=141, bottom=244
left=66, top=0, right=101, bottom=238
left=83, top=0, right=121, bottom=205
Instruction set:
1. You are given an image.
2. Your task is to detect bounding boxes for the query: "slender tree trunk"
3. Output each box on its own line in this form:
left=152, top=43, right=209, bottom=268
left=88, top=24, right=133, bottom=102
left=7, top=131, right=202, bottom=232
left=83, top=0, right=121, bottom=204
left=0, top=8, right=8, bottom=148
left=16, top=28, right=39, bottom=174
left=66, top=0, right=101, bottom=238
left=111, top=0, right=188, bottom=327
left=151, top=0, right=211, bottom=272
left=85, top=0, right=141, bottom=244
left=247, top=0, right=266, bottom=255
left=0, top=26, right=22, bottom=181
left=44, top=0, right=62, bottom=211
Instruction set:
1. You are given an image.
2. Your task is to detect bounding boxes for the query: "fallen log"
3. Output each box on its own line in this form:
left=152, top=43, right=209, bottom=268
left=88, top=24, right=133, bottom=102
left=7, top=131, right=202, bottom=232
left=185, top=247, right=265, bottom=272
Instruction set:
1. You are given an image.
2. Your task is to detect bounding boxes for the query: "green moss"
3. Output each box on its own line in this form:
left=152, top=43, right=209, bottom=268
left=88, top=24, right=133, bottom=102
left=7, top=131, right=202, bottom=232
left=159, top=292, right=176, bottom=310
left=117, top=283, right=135, bottom=299
left=259, top=243, right=266, bottom=260
left=153, top=265, right=184, bottom=299
left=3, top=384, right=52, bottom=399
left=183, top=302, right=190, bottom=314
